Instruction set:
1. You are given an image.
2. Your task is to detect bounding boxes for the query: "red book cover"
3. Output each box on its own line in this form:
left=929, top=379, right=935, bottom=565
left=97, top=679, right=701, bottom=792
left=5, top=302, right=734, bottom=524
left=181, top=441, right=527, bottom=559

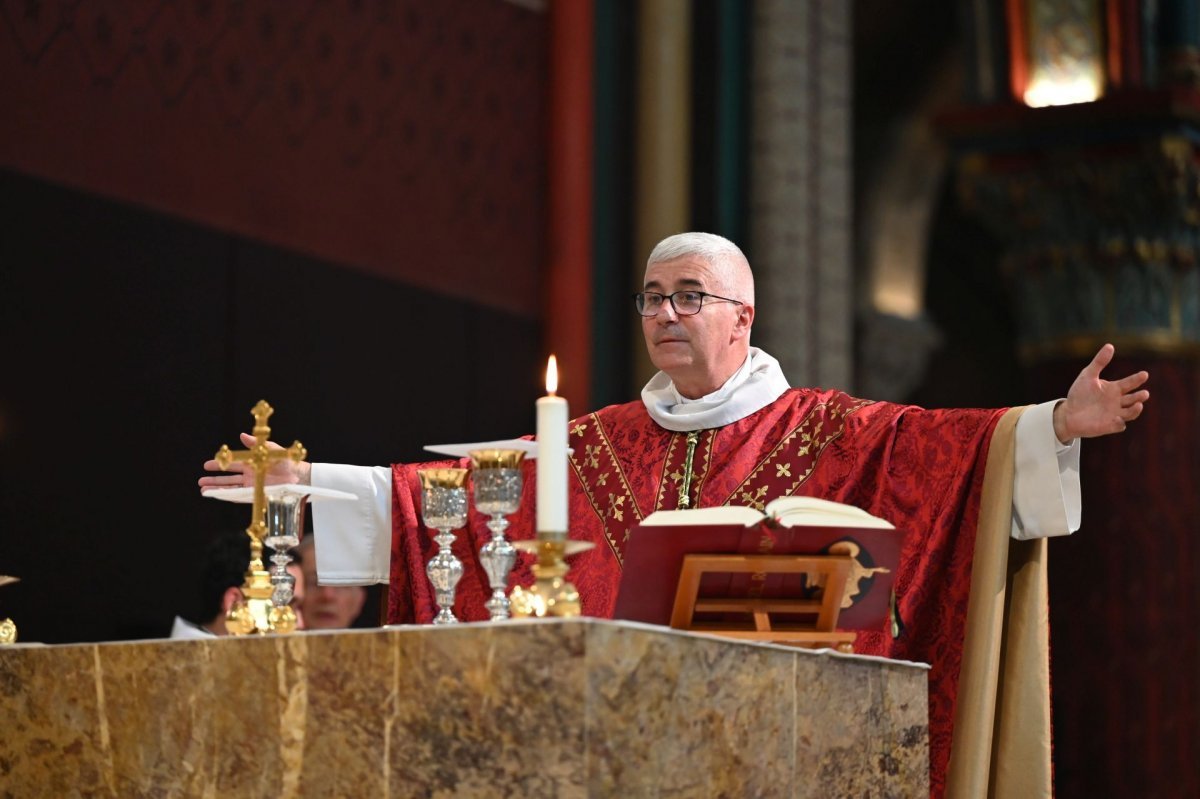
left=611, top=500, right=901, bottom=632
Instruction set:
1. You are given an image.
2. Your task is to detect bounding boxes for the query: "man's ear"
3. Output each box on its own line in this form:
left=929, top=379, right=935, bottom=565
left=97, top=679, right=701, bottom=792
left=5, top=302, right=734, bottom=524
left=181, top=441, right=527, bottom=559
left=220, top=586, right=245, bottom=614
left=733, top=304, right=755, bottom=340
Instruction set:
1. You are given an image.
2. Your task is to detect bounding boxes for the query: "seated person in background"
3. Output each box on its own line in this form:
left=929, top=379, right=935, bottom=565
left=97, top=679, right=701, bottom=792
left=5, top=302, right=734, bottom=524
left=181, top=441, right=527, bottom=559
left=296, top=534, right=367, bottom=629
left=171, top=528, right=306, bottom=639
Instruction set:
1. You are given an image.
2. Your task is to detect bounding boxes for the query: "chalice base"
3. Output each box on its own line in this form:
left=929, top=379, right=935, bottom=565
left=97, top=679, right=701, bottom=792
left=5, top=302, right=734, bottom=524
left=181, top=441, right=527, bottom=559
left=485, top=592, right=511, bottom=620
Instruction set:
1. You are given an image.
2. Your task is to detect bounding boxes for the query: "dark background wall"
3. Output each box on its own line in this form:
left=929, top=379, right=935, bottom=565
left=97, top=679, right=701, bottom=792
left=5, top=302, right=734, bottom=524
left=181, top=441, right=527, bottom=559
left=0, top=168, right=542, bottom=641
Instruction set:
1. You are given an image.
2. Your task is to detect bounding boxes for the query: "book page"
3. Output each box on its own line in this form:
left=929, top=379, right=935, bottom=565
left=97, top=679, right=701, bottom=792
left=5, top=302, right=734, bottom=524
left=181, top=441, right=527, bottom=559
left=763, top=496, right=895, bottom=529
left=639, top=506, right=765, bottom=527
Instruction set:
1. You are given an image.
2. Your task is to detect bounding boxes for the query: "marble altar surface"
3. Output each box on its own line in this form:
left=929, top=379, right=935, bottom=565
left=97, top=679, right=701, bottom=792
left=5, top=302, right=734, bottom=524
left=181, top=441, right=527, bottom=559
left=0, top=619, right=928, bottom=797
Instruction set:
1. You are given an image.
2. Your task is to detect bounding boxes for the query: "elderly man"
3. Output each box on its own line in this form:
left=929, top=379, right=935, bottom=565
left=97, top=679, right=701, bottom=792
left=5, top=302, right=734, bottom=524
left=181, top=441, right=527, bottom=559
left=201, top=232, right=1147, bottom=795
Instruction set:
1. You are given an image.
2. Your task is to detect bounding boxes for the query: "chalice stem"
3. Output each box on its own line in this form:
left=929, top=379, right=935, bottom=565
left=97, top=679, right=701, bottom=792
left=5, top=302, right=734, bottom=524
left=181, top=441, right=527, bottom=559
left=427, top=530, right=463, bottom=624
left=479, top=517, right=517, bottom=621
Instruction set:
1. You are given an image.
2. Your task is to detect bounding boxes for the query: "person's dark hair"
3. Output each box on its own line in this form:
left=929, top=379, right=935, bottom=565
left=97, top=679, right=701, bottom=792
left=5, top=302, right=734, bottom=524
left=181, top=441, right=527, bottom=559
left=199, top=529, right=251, bottom=621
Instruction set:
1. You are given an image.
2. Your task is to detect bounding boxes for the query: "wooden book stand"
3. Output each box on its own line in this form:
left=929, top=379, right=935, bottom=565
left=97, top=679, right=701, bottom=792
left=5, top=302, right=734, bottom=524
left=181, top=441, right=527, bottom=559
left=669, top=554, right=858, bottom=651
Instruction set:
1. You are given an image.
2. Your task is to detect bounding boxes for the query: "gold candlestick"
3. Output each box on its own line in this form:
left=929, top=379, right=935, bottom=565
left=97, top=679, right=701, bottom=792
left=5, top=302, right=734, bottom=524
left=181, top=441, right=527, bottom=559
left=0, top=575, right=18, bottom=644
left=509, top=538, right=594, bottom=618
left=213, top=400, right=307, bottom=635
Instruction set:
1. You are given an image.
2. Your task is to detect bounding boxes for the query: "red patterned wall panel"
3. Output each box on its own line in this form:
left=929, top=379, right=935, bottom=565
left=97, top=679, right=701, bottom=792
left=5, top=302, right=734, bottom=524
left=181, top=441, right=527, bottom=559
left=0, top=0, right=547, bottom=316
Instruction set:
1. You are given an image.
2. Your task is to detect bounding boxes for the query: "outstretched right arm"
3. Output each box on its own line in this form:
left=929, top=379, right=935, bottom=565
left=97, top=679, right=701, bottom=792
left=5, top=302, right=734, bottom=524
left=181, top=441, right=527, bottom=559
left=198, top=434, right=389, bottom=585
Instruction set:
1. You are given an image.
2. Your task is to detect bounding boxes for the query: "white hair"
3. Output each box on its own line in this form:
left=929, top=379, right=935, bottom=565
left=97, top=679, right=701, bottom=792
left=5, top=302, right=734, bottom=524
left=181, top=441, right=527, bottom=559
left=647, top=232, right=745, bottom=267
left=646, top=232, right=754, bottom=304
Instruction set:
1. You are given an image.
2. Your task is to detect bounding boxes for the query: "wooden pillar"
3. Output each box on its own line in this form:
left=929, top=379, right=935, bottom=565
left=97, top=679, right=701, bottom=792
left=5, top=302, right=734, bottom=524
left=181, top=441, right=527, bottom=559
left=631, top=0, right=691, bottom=390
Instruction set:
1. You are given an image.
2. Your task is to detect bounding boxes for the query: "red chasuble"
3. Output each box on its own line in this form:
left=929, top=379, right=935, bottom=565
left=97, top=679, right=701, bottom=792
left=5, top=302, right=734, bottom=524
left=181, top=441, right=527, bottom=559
left=388, top=388, right=1008, bottom=795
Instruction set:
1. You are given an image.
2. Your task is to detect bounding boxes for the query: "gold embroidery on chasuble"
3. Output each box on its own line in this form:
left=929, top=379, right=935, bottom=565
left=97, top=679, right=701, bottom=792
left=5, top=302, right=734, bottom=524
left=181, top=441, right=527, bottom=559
left=724, top=395, right=874, bottom=510
left=569, top=415, right=643, bottom=565
left=653, top=429, right=716, bottom=510
left=690, top=429, right=716, bottom=505
left=653, top=432, right=682, bottom=510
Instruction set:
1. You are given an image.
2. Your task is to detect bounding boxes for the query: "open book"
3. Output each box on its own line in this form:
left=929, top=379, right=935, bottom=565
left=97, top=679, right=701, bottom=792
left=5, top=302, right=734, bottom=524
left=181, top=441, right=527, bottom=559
left=612, top=497, right=900, bottom=632
left=638, top=496, right=895, bottom=530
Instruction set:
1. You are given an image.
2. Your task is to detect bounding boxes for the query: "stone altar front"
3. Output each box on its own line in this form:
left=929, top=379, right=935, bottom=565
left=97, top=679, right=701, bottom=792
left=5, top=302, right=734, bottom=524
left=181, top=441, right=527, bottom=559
left=0, top=619, right=928, bottom=796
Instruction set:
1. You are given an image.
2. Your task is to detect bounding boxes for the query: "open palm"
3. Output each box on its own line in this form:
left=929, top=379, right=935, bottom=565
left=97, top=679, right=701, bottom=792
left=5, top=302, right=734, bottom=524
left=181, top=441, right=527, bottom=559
left=198, top=432, right=310, bottom=491
left=1054, top=344, right=1150, bottom=442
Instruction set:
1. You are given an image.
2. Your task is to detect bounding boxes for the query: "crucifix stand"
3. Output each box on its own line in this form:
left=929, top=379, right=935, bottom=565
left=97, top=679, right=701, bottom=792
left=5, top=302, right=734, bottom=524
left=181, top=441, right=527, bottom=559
left=214, top=400, right=307, bottom=635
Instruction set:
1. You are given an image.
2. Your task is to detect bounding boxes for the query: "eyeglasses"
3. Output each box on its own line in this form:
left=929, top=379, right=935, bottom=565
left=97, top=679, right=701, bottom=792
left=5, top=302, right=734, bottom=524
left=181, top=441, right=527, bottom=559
left=633, top=291, right=744, bottom=317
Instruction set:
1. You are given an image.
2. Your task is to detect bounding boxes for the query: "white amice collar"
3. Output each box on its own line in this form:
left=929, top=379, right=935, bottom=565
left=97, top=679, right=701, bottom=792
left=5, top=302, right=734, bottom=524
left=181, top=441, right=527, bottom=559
left=641, top=346, right=791, bottom=432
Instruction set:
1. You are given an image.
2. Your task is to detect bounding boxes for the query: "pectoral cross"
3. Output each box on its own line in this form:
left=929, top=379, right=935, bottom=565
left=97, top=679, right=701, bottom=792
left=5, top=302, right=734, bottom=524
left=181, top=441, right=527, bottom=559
left=215, top=400, right=307, bottom=569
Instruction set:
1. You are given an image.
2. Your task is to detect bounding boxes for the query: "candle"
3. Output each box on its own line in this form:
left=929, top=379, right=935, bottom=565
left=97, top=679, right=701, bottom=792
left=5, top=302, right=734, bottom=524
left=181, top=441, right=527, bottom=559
left=536, top=355, right=569, bottom=538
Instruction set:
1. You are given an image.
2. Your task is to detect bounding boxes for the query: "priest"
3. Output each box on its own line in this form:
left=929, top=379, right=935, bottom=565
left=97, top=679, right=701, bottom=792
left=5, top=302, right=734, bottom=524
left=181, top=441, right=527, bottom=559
left=200, top=232, right=1148, bottom=798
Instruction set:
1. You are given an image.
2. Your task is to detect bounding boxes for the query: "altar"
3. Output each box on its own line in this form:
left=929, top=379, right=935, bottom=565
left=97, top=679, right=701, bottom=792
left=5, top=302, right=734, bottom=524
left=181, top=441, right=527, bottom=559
left=0, top=619, right=928, bottom=796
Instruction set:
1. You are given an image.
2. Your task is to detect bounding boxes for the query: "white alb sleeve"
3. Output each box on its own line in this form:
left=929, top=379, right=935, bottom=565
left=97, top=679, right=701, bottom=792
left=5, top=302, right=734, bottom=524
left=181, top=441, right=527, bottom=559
left=309, top=463, right=393, bottom=585
left=1011, top=400, right=1082, bottom=540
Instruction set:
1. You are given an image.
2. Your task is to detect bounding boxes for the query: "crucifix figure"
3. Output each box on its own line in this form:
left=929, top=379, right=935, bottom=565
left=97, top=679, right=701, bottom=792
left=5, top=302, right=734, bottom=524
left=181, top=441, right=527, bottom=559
left=214, top=400, right=306, bottom=634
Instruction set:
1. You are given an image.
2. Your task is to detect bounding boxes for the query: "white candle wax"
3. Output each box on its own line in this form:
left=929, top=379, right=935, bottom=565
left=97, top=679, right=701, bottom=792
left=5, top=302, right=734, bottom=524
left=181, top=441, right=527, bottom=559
left=536, top=356, right=569, bottom=537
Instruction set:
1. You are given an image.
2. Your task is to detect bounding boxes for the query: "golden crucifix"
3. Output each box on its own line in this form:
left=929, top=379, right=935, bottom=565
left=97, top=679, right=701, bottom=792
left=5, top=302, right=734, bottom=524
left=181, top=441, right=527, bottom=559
left=214, top=400, right=306, bottom=634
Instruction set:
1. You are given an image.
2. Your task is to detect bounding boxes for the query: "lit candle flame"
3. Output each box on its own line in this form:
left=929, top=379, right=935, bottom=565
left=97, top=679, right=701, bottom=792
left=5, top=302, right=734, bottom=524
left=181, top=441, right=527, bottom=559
left=546, top=355, right=558, bottom=396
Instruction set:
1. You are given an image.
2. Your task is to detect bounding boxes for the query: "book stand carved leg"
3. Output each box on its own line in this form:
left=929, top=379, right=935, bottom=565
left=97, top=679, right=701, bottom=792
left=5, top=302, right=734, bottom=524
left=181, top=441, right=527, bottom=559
left=668, top=554, right=857, bottom=651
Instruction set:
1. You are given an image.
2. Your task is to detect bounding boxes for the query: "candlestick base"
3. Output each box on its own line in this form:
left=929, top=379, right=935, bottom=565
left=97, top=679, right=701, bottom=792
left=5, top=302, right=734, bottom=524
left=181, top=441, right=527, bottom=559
left=510, top=538, right=595, bottom=618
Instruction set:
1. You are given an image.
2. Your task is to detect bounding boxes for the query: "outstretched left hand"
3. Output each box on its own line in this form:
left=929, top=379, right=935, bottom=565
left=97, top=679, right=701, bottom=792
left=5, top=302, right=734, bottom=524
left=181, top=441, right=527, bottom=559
left=1053, top=343, right=1149, bottom=443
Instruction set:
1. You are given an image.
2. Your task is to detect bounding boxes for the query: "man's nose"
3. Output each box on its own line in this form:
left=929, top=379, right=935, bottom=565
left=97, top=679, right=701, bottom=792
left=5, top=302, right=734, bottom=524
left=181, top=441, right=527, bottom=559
left=655, top=299, right=680, bottom=322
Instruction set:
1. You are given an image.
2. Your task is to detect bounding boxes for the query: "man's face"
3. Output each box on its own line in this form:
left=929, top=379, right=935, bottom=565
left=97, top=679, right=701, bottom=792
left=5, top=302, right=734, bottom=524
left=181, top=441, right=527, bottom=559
left=641, top=255, right=751, bottom=397
left=299, top=549, right=366, bottom=629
